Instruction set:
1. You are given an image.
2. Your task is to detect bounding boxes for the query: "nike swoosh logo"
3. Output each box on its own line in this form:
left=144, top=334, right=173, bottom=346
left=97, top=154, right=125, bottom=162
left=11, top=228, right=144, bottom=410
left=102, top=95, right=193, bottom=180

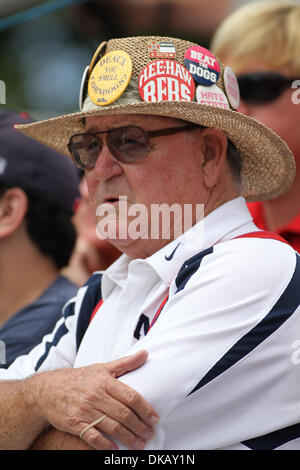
left=165, top=242, right=180, bottom=261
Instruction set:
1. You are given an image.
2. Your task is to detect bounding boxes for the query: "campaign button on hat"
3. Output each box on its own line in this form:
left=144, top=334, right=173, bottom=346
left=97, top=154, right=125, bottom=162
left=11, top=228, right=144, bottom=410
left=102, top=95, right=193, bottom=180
left=88, top=50, right=132, bottom=106
left=79, top=66, right=89, bottom=110
left=196, top=84, right=230, bottom=109
left=224, top=66, right=240, bottom=109
left=88, top=41, right=107, bottom=76
left=148, top=40, right=176, bottom=59
left=139, top=59, right=195, bottom=102
left=184, top=46, right=220, bottom=87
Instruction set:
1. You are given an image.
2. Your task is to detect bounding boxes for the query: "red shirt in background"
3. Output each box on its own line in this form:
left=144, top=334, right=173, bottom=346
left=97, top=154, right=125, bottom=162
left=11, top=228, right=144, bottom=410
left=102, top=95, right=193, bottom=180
left=248, top=201, right=300, bottom=253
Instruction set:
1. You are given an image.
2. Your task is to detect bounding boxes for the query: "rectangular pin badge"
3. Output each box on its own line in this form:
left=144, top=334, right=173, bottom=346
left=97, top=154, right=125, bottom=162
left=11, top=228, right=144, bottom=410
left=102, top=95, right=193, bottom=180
left=148, top=41, right=176, bottom=59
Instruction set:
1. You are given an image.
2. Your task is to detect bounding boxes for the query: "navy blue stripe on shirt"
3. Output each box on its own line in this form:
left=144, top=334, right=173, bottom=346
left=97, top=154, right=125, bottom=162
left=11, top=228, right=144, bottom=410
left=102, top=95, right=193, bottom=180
left=188, top=253, right=300, bottom=395
left=34, top=300, right=75, bottom=371
left=242, top=423, right=300, bottom=450
left=175, top=247, right=214, bottom=293
left=76, top=273, right=103, bottom=350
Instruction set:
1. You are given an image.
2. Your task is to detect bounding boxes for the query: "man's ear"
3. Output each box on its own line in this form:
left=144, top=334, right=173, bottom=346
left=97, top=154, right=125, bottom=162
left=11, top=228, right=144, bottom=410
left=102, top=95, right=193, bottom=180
left=200, top=128, right=228, bottom=189
left=0, top=188, right=28, bottom=238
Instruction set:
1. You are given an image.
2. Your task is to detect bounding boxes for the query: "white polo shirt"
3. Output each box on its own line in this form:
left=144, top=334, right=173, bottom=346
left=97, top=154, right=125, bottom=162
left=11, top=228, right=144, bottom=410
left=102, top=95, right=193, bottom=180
left=2, top=197, right=300, bottom=450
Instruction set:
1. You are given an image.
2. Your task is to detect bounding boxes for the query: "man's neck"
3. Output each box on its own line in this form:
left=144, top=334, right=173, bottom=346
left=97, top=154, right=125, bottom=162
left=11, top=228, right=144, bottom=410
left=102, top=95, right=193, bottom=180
left=0, top=240, right=58, bottom=327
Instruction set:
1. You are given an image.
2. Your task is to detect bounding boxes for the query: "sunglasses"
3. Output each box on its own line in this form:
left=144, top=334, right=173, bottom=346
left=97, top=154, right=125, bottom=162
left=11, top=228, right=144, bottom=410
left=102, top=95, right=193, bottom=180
left=68, top=124, right=199, bottom=170
left=237, top=72, right=298, bottom=104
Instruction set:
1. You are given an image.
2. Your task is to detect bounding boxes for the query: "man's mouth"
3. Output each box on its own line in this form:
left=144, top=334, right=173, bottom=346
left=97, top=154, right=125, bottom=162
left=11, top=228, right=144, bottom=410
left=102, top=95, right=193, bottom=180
left=103, top=197, right=120, bottom=204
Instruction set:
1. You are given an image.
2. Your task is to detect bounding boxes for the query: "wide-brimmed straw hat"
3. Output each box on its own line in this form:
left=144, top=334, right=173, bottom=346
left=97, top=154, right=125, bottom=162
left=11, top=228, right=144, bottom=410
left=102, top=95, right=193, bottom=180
left=16, top=35, right=295, bottom=201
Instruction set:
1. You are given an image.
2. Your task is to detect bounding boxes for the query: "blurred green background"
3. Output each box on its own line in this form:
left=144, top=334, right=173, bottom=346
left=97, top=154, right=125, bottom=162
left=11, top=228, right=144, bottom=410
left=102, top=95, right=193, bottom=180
left=0, top=0, right=263, bottom=119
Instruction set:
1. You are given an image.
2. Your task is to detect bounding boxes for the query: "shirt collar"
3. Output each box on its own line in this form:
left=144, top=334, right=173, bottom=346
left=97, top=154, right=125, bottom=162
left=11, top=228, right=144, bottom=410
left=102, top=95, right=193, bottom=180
left=103, top=197, right=253, bottom=293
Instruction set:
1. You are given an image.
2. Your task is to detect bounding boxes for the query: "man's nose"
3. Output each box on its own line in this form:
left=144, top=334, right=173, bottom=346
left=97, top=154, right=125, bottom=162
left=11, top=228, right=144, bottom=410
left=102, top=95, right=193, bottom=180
left=92, top=140, right=123, bottom=180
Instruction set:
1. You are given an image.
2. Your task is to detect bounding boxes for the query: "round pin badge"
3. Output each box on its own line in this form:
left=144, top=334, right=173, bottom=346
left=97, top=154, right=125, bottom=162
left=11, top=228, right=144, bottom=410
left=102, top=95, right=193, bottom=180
left=88, top=41, right=107, bottom=76
left=79, top=65, right=89, bottom=110
left=184, top=46, right=220, bottom=87
left=138, top=59, right=195, bottom=102
left=196, top=84, right=230, bottom=109
left=88, top=50, right=132, bottom=106
left=224, top=66, right=240, bottom=110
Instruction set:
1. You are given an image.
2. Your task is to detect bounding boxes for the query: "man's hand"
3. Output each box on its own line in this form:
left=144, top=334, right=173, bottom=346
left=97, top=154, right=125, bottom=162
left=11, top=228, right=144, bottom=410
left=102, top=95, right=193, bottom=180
left=24, top=350, right=159, bottom=450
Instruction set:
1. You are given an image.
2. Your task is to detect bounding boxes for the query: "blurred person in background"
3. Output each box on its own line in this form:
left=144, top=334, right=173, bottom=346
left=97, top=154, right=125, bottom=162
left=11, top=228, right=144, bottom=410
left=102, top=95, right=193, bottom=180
left=62, top=175, right=120, bottom=287
left=211, top=0, right=300, bottom=251
left=0, top=110, right=80, bottom=367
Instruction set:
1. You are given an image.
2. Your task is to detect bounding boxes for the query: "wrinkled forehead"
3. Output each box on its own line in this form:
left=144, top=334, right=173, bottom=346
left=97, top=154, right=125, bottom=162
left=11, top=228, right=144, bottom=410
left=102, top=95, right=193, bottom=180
left=84, top=113, right=190, bottom=131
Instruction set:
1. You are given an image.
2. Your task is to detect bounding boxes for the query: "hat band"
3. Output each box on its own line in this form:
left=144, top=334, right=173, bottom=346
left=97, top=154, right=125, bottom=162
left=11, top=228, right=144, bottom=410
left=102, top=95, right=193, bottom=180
left=82, top=77, right=142, bottom=112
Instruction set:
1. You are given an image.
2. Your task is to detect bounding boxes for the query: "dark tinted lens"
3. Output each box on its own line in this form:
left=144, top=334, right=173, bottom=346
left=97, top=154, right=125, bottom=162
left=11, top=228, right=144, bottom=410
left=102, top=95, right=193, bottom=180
left=70, top=134, right=102, bottom=170
left=109, top=126, right=150, bottom=162
left=238, top=74, right=289, bottom=103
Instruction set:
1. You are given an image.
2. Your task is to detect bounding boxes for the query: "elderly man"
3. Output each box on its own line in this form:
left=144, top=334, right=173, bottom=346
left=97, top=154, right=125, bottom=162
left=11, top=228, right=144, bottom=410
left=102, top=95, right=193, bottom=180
left=0, top=35, right=300, bottom=451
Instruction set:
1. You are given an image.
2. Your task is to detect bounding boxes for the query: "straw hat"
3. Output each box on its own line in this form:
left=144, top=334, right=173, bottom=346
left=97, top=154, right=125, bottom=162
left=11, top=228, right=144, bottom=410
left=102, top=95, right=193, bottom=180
left=16, top=35, right=295, bottom=201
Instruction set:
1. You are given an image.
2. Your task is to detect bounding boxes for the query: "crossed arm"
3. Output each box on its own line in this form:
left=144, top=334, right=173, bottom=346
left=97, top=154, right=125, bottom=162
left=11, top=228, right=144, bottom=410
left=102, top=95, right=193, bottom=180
left=0, top=350, right=159, bottom=450
left=2, top=241, right=297, bottom=450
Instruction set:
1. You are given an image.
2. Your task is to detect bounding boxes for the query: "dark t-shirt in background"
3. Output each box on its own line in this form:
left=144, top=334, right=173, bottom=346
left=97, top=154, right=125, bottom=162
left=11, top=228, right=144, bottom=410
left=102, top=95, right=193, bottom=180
left=0, top=275, right=78, bottom=368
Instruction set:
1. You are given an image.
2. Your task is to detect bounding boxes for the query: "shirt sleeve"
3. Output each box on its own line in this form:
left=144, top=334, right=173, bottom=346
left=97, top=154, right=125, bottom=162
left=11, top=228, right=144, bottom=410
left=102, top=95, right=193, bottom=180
left=0, top=288, right=86, bottom=381
left=115, top=239, right=300, bottom=449
left=0, top=271, right=103, bottom=380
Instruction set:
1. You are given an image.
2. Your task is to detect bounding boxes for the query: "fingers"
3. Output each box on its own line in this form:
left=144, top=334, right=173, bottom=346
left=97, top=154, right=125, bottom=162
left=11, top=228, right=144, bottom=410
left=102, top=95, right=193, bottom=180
left=107, top=377, right=159, bottom=428
left=101, top=351, right=160, bottom=427
left=80, top=424, right=119, bottom=450
left=80, top=414, right=153, bottom=450
left=105, top=350, right=148, bottom=378
left=79, top=414, right=108, bottom=440
left=92, top=392, right=156, bottom=440
left=96, top=415, right=154, bottom=450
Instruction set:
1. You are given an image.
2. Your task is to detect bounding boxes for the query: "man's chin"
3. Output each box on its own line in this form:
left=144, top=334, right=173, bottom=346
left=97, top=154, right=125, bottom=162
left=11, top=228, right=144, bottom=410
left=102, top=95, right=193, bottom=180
left=96, top=218, right=136, bottom=244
